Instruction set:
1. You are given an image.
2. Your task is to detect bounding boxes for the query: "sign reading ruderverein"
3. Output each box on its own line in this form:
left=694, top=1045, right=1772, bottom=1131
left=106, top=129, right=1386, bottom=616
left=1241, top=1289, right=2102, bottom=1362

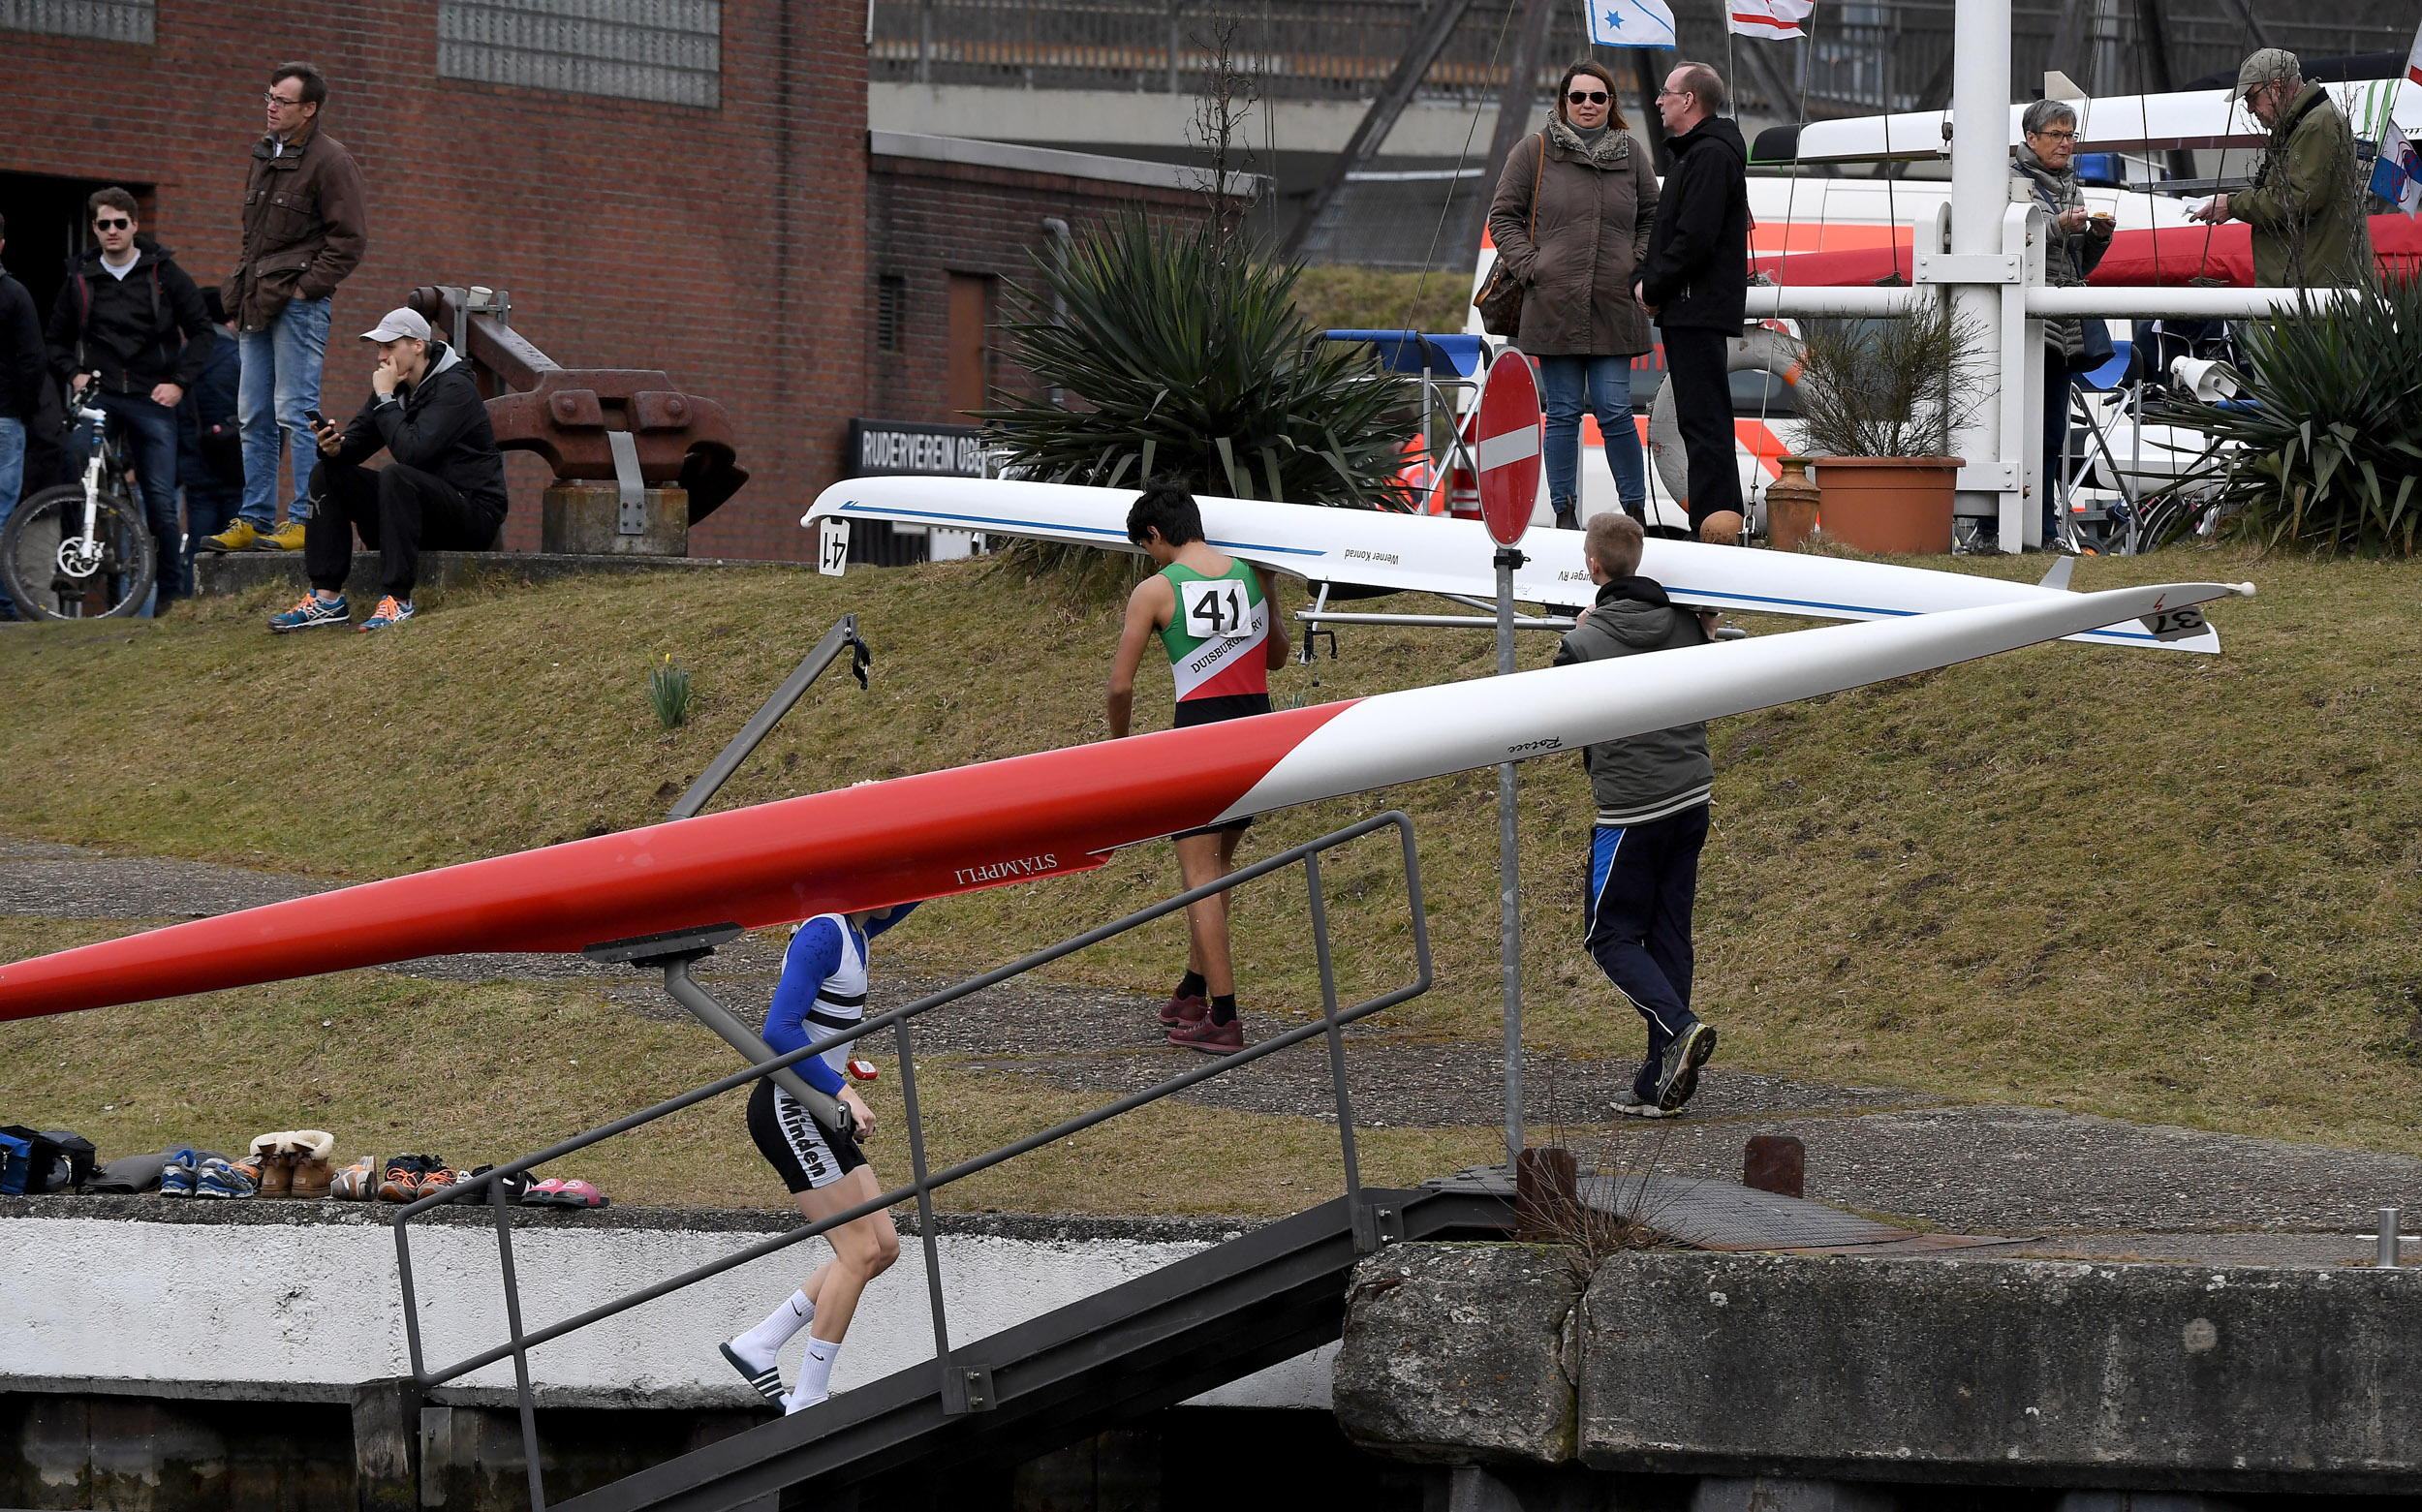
left=847, top=419, right=986, bottom=478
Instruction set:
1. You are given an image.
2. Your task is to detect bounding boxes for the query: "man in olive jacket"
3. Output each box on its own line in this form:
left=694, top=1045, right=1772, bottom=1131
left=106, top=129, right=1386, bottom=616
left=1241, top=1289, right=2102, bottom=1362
left=208, top=61, right=370, bottom=554
left=1634, top=62, right=1751, bottom=545
left=2189, top=49, right=2371, bottom=288
left=1554, top=511, right=1719, bottom=1117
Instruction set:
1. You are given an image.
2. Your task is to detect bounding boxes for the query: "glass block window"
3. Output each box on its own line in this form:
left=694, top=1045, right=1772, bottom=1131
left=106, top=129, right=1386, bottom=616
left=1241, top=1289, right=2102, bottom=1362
left=0, top=0, right=154, bottom=45
left=439, top=0, right=721, bottom=108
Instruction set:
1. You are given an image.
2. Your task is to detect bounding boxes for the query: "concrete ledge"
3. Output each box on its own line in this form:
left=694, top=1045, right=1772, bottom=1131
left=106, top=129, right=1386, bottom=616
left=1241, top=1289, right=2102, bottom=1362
left=189, top=549, right=809, bottom=600
left=1333, top=1244, right=1581, bottom=1466
left=1339, top=1246, right=2422, bottom=1496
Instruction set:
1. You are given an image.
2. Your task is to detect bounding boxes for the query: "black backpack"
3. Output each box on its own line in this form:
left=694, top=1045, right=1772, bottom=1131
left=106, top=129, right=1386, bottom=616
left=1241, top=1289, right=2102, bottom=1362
left=0, top=1126, right=96, bottom=1193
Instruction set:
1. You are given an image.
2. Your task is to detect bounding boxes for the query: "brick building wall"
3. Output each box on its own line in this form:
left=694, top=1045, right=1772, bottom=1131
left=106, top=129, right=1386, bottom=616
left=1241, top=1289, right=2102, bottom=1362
left=0, top=0, right=866, bottom=561
left=863, top=147, right=1214, bottom=427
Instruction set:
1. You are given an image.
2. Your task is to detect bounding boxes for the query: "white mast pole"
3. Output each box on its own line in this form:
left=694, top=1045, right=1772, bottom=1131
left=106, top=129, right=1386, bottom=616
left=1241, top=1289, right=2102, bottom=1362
left=1944, top=0, right=2020, bottom=544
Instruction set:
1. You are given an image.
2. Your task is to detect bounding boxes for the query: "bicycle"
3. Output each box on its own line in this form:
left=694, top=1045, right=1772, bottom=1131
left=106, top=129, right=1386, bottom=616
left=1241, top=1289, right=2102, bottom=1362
left=0, top=377, right=158, bottom=620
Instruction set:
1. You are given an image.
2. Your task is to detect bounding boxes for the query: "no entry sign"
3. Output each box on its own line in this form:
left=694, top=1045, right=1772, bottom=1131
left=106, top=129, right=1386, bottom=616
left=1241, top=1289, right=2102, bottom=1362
left=1475, top=349, right=1542, bottom=548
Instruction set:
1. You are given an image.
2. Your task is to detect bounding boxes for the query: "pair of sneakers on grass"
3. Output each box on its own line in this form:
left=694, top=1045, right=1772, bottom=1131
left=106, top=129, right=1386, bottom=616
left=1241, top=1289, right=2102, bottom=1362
left=268, top=590, right=414, bottom=633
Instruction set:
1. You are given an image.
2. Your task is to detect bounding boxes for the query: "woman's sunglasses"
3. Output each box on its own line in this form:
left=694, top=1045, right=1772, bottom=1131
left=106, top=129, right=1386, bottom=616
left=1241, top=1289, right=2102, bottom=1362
left=1567, top=90, right=1610, bottom=105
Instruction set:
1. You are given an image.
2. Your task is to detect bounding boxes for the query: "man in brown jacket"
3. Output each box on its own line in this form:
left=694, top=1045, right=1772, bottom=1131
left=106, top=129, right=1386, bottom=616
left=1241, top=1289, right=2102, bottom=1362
left=202, top=61, right=369, bottom=554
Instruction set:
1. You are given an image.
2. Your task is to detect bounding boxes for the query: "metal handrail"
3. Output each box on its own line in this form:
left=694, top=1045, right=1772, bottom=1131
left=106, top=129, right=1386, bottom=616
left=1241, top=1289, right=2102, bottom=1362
left=390, top=809, right=1430, bottom=1510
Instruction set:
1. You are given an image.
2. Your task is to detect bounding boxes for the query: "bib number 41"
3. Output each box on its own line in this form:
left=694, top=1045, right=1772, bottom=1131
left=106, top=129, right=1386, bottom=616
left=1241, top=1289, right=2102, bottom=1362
left=818, top=517, right=851, bottom=577
left=1185, top=580, right=1252, bottom=640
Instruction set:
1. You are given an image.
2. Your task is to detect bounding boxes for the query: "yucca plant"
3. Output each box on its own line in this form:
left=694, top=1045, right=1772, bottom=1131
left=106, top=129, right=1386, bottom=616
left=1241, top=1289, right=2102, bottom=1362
left=982, top=212, right=1416, bottom=509
left=2157, top=274, right=2422, bottom=556
left=646, top=654, right=692, bottom=730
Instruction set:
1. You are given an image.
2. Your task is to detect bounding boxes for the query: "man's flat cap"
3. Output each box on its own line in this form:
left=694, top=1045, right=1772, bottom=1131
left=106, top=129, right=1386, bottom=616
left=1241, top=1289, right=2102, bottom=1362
left=2235, top=47, right=2299, bottom=99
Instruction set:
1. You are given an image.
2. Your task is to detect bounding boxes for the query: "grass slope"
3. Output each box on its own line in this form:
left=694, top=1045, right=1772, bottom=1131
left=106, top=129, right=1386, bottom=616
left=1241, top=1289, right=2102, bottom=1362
left=2, top=542, right=2417, bottom=1211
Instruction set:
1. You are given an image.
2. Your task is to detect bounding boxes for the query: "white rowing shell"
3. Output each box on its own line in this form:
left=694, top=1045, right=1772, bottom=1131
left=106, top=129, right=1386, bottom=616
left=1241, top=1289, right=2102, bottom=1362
left=803, top=476, right=2220, bottom=654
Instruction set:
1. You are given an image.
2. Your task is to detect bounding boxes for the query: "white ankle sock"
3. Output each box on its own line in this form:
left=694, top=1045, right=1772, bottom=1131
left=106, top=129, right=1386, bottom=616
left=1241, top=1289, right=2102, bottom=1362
left=730, top=1289, right=814, bottom=1370
left=787, top=1333, right=841, bottom=1411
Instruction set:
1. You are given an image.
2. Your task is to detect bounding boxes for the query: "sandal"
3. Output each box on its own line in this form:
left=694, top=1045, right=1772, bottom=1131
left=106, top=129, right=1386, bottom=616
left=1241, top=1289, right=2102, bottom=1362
left=524, top=1178, right=569, bottom=1209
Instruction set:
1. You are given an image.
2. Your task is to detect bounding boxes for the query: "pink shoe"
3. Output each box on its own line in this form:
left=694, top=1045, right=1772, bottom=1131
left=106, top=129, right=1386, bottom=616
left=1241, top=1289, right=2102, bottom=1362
left=525, top=1178, right=569, bottom=1208
left=554, top=1179, right=609, bottom=1209
left=1167, top=1014, right=1243, bottom=1055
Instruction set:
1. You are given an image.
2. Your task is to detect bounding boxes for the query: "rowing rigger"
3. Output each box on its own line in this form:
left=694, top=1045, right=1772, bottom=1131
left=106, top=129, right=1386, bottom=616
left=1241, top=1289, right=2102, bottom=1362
left=0, top=580, right=2250, bottom=1022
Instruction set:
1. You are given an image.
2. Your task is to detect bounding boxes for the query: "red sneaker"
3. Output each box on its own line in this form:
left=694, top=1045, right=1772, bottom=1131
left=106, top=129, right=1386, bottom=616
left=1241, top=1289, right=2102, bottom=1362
left=1159, top=992, right=1207, bottom=1027
left=1167, top=1013, right=1243, bottom=1054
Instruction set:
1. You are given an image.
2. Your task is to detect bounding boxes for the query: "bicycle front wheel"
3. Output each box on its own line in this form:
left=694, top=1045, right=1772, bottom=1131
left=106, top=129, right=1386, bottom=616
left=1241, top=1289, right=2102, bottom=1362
left=0, top=483, right=159, bottom=620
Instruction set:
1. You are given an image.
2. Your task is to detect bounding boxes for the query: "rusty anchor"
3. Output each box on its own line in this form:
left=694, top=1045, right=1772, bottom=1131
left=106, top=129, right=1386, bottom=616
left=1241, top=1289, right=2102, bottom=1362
left=407, top=285, right=748, bottom=527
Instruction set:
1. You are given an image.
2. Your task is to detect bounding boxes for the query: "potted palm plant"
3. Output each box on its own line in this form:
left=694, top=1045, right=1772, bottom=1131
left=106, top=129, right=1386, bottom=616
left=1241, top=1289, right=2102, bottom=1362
left=981, top=212, right=1416, bottom=513
left=1790, top=302, right=1987, bottom=554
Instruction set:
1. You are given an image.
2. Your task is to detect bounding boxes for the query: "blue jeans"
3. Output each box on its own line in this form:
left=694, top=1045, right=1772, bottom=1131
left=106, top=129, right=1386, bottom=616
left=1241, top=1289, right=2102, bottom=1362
left=1537, top=354, right=1648, bottom=521
left=237, top=295, right=332, bottom=528
left=82, top=390, right=186, bottom=601
left=0, top=417, right=23, bottom=616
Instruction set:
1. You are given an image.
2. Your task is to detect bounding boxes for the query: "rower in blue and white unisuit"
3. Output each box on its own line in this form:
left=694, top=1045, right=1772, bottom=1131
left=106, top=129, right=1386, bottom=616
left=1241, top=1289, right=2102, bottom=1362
left=720, top=901, right=919, bottom=1414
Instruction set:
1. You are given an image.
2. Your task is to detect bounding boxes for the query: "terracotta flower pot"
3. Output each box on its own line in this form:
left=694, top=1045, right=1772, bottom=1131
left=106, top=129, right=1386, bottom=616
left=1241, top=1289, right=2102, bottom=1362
left=1807, top=456, right=1963, bottom=555
left=1764, top=456, right=1821, bottom=551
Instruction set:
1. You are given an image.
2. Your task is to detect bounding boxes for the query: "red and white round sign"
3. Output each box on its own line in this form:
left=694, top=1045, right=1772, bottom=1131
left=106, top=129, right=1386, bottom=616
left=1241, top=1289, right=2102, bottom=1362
left=1475, top=349, right=1542, bottom=548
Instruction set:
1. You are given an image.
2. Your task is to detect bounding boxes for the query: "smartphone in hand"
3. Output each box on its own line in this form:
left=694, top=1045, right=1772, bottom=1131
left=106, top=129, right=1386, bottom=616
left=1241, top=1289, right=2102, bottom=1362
left=301, top=409, right=325, bottom=427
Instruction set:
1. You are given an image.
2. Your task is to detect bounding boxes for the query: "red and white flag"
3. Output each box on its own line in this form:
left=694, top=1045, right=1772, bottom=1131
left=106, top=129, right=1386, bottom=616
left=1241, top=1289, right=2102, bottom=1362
left=2406, top=17, right=2422, bottom=88
left=1729, top=0, right=1815, bottom=39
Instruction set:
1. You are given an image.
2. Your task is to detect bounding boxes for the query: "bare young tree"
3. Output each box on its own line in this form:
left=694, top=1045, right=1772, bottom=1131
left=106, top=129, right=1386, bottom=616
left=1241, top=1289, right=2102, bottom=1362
left=1186, top=12, right=1261, bottom=271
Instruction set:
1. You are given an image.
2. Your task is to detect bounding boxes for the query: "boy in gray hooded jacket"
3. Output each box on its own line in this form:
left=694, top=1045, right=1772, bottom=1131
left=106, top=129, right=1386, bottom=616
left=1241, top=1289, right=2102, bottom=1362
left=1552, top=512, right=1719, bottom=1115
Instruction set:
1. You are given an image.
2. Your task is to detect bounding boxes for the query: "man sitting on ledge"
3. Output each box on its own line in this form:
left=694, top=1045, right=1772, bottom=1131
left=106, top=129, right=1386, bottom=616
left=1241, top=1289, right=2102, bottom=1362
left=269, top=305, right=506, bottom=633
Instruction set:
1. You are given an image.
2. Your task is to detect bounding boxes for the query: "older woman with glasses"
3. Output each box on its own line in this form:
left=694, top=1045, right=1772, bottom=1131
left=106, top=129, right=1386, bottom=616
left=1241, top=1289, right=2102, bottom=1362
left=1487, top=58, right=1659, bottom=530
left=2013, top=97, right=2114, bottom=550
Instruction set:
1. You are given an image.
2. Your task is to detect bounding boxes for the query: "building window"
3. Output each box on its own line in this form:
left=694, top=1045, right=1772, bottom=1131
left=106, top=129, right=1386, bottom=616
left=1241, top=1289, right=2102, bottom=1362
left=876, top=274, right=906, bottom=353
left=947, top=272, right=995, bottom=418
left=438, top=0, right=721, bottom=108
left=0, top=0, right=154, bottom=44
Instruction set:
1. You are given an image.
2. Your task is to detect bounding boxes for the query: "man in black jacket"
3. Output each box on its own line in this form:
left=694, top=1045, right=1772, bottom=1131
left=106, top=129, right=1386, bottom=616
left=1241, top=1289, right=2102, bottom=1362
left=0, top=211, right=47, bottom=619
left=268, top=306, right=506, bottom=633
left=176, top=291, right=246, bottom=591
left=1634, top=63, right=1750, bottom=545
left=44, top=188, right=217, bottom=604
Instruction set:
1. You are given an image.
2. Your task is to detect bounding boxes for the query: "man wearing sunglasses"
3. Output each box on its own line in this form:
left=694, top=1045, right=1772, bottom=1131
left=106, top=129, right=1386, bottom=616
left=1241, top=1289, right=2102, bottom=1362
left=203, top=60, right=369, bottom=556
left=1634, top=62, right=1750, bottom=546
left=42, top=188, right=217, bottom=608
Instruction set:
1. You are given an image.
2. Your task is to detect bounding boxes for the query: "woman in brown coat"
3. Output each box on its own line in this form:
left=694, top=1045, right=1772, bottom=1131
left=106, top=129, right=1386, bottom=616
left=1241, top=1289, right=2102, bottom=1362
left=1487, top=58, right=1660, bottom=529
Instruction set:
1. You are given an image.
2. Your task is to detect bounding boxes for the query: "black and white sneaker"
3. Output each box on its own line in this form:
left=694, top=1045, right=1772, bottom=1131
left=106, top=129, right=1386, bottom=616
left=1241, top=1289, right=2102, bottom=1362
left=721, top=1342, right=786, bottom=1405
left=1610, top=1085, right=1679, bottom=1119
left=1649, top=1021, right=1717, bottom=1113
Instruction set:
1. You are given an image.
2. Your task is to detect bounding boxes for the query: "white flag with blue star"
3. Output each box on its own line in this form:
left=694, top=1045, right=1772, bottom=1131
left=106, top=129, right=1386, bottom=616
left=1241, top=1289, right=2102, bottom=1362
left=1587, top=0, right=1677, bottom=48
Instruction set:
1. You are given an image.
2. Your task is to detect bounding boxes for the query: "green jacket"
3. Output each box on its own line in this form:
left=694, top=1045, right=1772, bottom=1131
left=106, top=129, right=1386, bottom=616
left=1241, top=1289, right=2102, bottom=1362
left=2231, top=83, right=2372, bottom=288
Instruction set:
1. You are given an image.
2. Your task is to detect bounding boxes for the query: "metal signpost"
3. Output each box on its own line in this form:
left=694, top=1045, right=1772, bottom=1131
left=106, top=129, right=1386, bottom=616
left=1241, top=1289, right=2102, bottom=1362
left=1474, top=349, right=1543, bottom=1168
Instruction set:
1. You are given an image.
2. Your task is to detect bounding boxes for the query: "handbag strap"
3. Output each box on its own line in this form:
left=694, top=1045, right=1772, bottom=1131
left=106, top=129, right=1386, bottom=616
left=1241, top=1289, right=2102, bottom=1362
left=1528, top=132, right=1544, bottom=240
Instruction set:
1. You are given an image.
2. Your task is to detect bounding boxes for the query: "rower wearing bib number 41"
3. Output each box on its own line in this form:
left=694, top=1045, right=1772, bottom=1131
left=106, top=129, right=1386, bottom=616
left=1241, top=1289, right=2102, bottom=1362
left=1105, top=478, right=1289, bottom=1053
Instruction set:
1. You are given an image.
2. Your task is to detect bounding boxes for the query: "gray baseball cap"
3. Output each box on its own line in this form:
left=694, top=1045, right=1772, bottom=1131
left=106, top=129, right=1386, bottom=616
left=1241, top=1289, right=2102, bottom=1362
left=359, top=306, right=431, bottom=343
left=2235, top=47, right=2299, bottom=100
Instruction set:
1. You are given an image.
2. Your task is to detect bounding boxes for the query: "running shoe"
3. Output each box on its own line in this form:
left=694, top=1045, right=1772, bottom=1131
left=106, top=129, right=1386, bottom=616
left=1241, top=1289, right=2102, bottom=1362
left=158, top=1149, right=201, bottom=1197
left=196, top=1157, right=258, bottom=1198
left=378, top=1156, right=430, bottom=1203
left=358, top=595, right=415, bottom=632
left=1647, top=1021, right=1717, bottom=1114
left=1159, top=992, right=1207, bottom=1027
left=260, top=521, right=307, bottom=551
left=1168, top=1014, right=1244, bottom=1055
left=200, top=520, right=263, bottom=553
left=1610, top=1084, right=1679, bottom=1120
left=268, top=593, right=348, bottom=633
left=721, top=1342, right=787, bottom=1406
